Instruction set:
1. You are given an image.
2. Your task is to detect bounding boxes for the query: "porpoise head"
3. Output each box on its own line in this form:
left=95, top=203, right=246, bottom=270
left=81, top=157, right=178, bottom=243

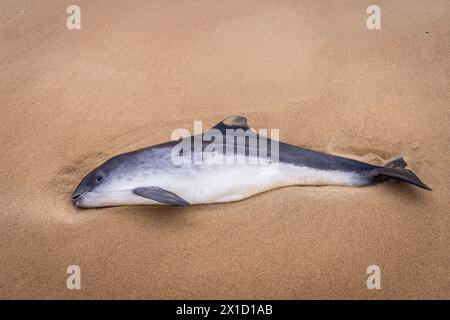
left=72, top=164, right=111, bottom=208
left=72, top=152, right=146, bottom=208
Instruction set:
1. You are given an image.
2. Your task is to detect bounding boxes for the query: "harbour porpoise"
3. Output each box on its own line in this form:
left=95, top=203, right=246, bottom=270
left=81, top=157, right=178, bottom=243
left=72, top=116, right=430, bottom=208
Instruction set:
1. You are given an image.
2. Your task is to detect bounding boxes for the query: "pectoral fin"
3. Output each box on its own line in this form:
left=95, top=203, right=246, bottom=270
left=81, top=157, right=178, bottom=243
left=133, top=187, right=190, bottom=206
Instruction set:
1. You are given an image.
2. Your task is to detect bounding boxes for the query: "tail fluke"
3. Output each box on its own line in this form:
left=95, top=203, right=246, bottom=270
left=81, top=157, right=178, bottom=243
left=372, top=157, right=431, bottom=191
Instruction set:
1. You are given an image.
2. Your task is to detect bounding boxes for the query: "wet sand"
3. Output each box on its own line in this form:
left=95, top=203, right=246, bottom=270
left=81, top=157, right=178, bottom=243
left=0, top=0, right=449, bottom=299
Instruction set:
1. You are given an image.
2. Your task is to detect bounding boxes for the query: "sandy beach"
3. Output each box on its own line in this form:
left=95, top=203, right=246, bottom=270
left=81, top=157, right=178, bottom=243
left=0, top=0, right=449, bottom=299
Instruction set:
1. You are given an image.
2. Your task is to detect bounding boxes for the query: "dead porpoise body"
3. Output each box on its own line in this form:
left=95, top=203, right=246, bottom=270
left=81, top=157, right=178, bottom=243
left=72, top=116, right=430, bottom=208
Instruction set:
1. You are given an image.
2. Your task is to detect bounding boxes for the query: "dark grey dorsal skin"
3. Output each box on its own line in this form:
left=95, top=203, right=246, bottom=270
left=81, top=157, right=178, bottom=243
left=98, top=115, right=378, bottom=173
left=191, top=116, right=378, bottom=172
left=72, top=115, right=430, bottom=208
left=278, top=141, right=378, bottom=172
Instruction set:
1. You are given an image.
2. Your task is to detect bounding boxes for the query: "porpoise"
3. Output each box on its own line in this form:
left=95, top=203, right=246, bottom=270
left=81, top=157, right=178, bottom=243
left=72, top=116, right=430, bottom=208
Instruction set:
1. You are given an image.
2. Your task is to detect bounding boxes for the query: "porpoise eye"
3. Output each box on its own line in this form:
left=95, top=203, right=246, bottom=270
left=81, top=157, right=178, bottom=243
left=96, top=175, right=103, bottom=182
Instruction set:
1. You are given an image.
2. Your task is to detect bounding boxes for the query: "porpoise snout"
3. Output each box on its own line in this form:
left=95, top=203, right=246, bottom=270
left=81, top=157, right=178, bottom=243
left=72, top=179, right=91, bottom=207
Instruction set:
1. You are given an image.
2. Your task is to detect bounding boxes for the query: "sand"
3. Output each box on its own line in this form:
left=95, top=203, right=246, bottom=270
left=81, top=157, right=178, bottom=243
left=0, top=0, right=449, bottom=299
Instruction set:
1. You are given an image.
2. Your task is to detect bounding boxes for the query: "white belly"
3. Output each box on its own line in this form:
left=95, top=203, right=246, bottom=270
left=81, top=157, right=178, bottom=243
left=161, top=162, right=369, bottom=205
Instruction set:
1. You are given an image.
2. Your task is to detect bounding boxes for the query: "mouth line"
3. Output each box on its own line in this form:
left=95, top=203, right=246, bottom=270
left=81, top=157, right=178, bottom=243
left=72, top=187, right=91, bottom=206
left=72, top=189, right=88, bottom=200
left=72, top=187, right=138, bottom=205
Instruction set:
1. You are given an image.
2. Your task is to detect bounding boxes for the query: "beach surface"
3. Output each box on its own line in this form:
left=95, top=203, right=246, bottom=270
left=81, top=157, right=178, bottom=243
left=1, top=0, right=449, bottom=299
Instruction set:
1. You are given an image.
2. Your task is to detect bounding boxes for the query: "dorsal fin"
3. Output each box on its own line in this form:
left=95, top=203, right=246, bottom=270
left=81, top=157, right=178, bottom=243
left=210, top=116, right=249, bottom=133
